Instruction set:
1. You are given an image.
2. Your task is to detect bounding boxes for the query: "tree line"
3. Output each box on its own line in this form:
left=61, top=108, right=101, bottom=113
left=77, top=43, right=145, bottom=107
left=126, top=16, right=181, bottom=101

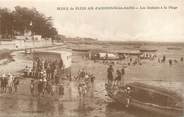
left=0, top=6, right=58, bottom=39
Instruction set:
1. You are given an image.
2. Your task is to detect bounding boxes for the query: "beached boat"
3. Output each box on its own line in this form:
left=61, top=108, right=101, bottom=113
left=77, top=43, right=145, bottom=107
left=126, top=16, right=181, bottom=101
left=167, top=47, right=182, bottom=50
left=139, top=49, right=158, bottom=52
left=105, top=82, right=184, bottom=117
left=72, top=48, right=89, bottom=52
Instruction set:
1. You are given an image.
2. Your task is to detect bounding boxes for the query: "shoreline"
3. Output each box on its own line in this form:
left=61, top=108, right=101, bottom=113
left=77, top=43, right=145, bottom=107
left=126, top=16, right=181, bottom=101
left=0, top=43, right=64, bottom=70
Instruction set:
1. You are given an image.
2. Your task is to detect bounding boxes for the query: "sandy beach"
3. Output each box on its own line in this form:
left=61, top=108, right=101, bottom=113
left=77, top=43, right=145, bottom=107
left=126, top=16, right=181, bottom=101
left=0, top=43, right=183, bottom=117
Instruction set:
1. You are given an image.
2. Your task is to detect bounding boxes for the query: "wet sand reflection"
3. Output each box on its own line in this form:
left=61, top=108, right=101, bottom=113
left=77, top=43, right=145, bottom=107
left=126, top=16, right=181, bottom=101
left=0, top=80, right=183, bottom=117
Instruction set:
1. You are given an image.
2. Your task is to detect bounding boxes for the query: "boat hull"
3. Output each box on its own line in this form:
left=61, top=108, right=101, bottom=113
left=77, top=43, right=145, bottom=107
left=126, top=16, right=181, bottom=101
left=105, top=83, right=183, bottom=117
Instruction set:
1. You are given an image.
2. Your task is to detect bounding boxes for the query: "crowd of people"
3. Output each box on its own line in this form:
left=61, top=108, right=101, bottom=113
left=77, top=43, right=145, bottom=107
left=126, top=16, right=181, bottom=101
left=74, top=69, right=95, bottom=98
left=30, top=79, right=64, bottom=98
left=27, top=58, right=96, bottom=99
left=29, top=68, right=96, bottom=99
left=25, top=57, right=64, bottom=83
left=158, top=55, right=184, bottom=66
left=23, top=57, right=68, bottom=98
left=0, top=73, right=19, bottom=94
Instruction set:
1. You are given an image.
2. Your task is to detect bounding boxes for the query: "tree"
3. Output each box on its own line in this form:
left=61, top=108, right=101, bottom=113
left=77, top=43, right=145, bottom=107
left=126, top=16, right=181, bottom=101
left=0, top=8, right=14, bottom=38
left=0, top=6, right=58, bottom=39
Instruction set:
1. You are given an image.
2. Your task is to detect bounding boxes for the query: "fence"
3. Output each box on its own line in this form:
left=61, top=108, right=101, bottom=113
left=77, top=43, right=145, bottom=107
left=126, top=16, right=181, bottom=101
left=0, top=39, right=53, bottom=50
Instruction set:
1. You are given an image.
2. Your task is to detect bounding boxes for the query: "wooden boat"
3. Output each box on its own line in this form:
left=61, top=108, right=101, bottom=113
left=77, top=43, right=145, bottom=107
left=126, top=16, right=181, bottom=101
left=139, top=49, right=158, bottom=52
left=105, top=82, right=184, bottom=117
left=72, top=48, right=89, bottom=52
left=167, top=47, right=182, bottom=50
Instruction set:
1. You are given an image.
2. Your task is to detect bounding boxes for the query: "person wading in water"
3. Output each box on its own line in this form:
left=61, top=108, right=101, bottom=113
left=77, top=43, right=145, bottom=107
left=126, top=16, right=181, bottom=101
left=114, top=69, right=122, bottom=86
left=121, top=66, right=125, bottom=86
left=107, top=65, right=114, bottom=85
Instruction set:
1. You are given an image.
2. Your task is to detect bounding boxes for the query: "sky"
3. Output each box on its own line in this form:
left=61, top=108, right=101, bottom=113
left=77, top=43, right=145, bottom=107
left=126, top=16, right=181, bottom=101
left=0, top=0, right=184, bottom=42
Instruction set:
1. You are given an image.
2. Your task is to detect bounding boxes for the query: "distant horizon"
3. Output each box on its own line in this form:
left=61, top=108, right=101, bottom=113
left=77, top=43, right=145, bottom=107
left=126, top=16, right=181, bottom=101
left=63, top=34, right=184, bottom=43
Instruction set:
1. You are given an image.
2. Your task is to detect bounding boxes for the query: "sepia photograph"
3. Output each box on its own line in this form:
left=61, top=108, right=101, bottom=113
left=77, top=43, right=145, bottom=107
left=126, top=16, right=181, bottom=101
left=0, top=0, right=184, bottom=117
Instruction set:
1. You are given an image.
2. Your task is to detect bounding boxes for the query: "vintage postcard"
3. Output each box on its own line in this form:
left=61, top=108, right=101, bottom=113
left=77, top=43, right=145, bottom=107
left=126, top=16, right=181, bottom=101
left=0, top=0, right=183, bottom=117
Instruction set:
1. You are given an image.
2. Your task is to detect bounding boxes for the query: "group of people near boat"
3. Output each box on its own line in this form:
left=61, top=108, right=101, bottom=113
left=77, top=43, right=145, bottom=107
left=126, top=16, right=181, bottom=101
left=106, top=64, right=133, bottom=108
left=107, top=64, right=125, bottom=87
left=0, top=73, right=19, bottom=94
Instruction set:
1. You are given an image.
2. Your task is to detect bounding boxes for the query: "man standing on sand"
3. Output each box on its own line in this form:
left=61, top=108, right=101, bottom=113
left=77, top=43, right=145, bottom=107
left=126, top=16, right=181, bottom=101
left=181, top=57, right=183, bottom=62
left=13, top=77, right=19, bottom=93
left=38, top=79, right=43, bottom=97
left=79, top=68, right=85, bottom=80
left=59, top=84, right=64, bottom=100
left=121, top=66, right=125, bottom=86
left=1, top=73, right=6, bottom=93
left=107, top=65, right=114, bottom=84
left=162, top=55, right=166, bottom=63
left=114, top=69, right=122, bottom=86
left=125, top=87, right=131, bottom=108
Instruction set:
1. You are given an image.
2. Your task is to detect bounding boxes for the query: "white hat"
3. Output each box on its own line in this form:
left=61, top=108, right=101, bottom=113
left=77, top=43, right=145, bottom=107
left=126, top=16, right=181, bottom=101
left=43, top=78, right=47, bottom=82
left=127, top=87, right=131, bottom=90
